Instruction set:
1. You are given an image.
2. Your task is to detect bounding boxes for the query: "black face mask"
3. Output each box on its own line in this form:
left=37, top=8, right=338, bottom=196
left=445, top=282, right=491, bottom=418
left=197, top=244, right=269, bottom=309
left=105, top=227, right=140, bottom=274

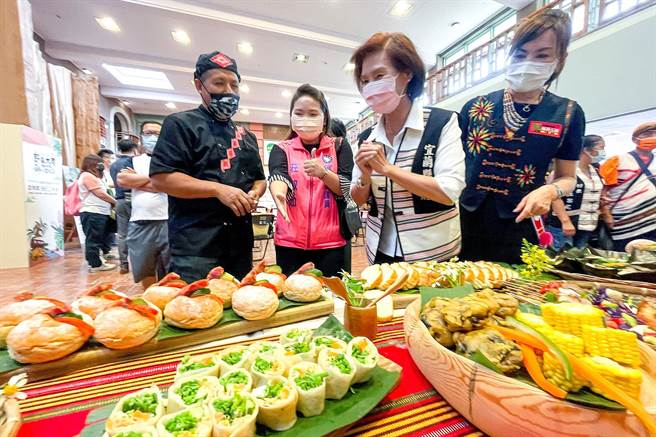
left=200, top=81, right=240, bottom=122
left=96, top=162, right=105, bottom=172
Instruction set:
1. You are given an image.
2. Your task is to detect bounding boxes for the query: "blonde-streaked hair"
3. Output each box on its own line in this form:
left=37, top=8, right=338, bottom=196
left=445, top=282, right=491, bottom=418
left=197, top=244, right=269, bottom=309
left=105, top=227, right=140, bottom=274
left=510, top=9, right=572, bottom=88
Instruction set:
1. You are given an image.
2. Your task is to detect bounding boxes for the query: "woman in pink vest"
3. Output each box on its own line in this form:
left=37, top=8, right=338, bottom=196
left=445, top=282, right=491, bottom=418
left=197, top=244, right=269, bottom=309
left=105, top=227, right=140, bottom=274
left=268, top=84, right=354, bottom=276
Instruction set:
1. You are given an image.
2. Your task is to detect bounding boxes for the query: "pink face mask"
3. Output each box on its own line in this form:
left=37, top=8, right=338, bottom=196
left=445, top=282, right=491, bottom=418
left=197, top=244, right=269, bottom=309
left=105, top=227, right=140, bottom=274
left=361, top=75, right=404, bottom=114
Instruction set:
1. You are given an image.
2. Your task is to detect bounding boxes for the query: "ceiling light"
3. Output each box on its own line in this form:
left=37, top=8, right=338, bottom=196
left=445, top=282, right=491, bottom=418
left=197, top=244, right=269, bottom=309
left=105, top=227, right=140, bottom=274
left=102, top=64, right=174, bottom=90
left=275, top=112, right=283, bottom=118
left=171, top=29, right=191, bottom=45
left=281, top=89, right=292, bottom=98
left=95, top=16, right=121, bottom=32
left=237, top=41, right=253, bottom=55
left=343, top=62, right=355, bottom=72
left=165, top=102, right=177, bottom=109
left=389, top=0, right=413, bottom=17
left=240, top=108, right=250, bottom=115
left=240, top=83, right=250, bottom=93
left=293, top=53, right=309, bottom=64
left=81, top=68, right=92, bottom=75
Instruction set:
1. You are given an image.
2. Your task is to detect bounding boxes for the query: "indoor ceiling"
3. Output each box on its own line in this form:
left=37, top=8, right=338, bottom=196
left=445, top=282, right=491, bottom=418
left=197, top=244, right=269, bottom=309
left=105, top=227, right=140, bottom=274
left=30, top=0, right=512, bottom=126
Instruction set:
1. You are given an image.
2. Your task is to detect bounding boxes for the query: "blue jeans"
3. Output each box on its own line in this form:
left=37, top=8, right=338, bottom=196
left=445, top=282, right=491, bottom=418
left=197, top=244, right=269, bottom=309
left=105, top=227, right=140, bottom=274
left=548, top=225, right=593, bottom=252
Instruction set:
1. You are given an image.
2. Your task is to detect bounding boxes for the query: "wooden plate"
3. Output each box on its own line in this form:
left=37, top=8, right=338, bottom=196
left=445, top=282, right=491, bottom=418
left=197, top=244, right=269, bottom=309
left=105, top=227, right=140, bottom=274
left=403, top=299, right=656, bottom=437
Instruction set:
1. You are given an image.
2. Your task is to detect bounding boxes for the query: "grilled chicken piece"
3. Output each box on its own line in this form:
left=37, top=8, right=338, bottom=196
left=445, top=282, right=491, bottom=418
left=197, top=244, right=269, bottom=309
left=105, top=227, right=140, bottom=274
left=453, top=328, right=523, bottom=374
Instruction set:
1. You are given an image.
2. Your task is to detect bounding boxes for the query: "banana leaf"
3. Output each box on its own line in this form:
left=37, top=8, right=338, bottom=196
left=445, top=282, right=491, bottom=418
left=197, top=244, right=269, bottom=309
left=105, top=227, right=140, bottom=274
left=420, top=285, right=474, bottom=306
left=80, top=316, right=401, bottom=437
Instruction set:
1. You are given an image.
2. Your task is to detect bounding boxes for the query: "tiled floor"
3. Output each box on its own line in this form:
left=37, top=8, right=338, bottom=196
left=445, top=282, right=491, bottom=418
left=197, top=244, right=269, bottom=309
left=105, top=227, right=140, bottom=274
left=0, top=237, right=370, bottom=306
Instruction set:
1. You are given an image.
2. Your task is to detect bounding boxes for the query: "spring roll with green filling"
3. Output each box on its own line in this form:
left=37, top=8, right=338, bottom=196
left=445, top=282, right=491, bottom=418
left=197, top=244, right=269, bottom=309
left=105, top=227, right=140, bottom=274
left=109, top=423, right=157, bottom=437
left=218, top=369, right=253, bottom=394
left=317, top=349, right=356, bottom=400
left=288, top=362, right=328, bottom=417
left=245, top=341, right=282, bottom=367
left=106, top=386, right=165, bottom=435
left=175, top=354, right=219, bottom=381
left=210, top=392, right=258, bottom=437
left=280, top=327, right=312, bottom=345
left=167, top=375, right=222, bottom=413
left=281, top=341, right=314, bottom=367
left=252, top=376, right=298, bottom=431
left=216, top=346, right=250, bottom=376
left=157, top=406, right=212, bottom=437
left=348, top=337, right=379, bottom=383
left=250, top=354, right=287, bottom=386
left=310, top=336, right=347, bottom=355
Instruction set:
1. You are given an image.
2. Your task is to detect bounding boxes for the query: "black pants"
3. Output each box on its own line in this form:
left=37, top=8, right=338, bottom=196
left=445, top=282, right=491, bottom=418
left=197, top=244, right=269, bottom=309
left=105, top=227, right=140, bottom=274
left=460, top=196, right=538, bottom=265
left=374, top=251, right=404, bottom=264
left=115, top=199, right=132, bottom=268
left=80, top=212, right=111, bottom=267
left=275, top=245, right=346, bottom=277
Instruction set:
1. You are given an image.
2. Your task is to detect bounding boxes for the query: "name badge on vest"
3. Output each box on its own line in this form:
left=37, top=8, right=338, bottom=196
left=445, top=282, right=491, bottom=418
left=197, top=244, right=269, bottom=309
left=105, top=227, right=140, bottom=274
left=528, top=121, right=563, bottom=138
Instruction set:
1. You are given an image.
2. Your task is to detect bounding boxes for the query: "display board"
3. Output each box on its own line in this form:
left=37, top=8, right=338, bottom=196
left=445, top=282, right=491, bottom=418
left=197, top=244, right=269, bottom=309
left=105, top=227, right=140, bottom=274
left=21, top=126, right=64, bottom=261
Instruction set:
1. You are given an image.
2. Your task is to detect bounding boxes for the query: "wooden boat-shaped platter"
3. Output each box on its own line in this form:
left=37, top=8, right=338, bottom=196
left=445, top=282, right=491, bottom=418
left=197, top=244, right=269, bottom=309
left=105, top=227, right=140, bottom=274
left=404, top=299, right=656, bottom=437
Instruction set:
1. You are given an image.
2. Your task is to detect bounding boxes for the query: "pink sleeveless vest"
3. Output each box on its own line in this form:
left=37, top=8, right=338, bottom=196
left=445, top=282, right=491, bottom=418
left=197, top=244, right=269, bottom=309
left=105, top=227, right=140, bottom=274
left=274, top=135, right=345, bottom=250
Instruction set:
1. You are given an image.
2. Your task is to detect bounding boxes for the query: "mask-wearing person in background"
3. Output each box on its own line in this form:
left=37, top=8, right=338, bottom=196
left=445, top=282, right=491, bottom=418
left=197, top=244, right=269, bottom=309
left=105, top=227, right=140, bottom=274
left=548, top=135, right=606, bottom=251
left=148, top=50, right=267, bottom=282
left=599, top=122, right=656, bottom=252
left=349, top=32, right=466, bottom=265
left=267, top=84, right=354, bottom=276
left=97, top=148, right=115, bottom=189
left=140, top=121, right=162, bottom=155
left=457, top=9, right=586, bottom=264
left=118, top=120, right=169, bottom=288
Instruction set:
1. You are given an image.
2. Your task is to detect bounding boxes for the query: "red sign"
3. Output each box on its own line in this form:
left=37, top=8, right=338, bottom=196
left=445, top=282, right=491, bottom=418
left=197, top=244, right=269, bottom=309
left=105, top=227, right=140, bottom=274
left=528, top=121, right=562, bottom=138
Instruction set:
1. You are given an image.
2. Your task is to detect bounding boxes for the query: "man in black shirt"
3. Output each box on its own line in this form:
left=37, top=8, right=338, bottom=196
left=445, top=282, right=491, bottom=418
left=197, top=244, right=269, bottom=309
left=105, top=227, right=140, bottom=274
left=150, top=51, right=266, bottom=281
left=110, top=139, right=138, bottom=274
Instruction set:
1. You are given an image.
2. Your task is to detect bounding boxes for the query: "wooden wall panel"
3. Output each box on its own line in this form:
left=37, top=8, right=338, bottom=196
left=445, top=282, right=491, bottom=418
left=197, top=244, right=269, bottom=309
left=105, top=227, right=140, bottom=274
left=71, top=74, right=100, bottom=166
left=0, top=0, right=29, bottom=125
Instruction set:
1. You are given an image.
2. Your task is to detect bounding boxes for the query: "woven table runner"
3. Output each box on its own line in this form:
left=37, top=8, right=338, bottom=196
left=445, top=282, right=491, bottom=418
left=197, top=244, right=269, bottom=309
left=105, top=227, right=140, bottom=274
left=16, top=318, right=481, bottom=437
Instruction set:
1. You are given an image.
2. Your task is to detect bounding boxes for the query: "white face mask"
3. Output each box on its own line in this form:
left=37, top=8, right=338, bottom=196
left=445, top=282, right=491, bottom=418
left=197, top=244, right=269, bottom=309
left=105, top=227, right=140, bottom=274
left=505, top=60, right=557, bottom=93
left=291, top=114, right=324, bottom=140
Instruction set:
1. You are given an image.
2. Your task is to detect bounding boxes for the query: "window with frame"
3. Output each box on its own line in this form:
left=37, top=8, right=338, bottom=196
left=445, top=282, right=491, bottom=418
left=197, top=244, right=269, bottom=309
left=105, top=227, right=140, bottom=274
left=601, top=0, right=650, bottom=21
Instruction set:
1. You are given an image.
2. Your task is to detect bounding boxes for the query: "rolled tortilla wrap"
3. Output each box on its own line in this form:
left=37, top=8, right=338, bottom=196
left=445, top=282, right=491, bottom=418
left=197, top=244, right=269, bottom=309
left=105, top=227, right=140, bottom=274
left=280, top=327, right=312, bottom=345
left=250, top=354, right=287, bottom=387
left=317, top=349, right=356, bottom=400
left=175, top=354, right=220, bottom=381
left=281, top=341, right=315, bottom=368
left=348, top=336, right=379, bottom=384
left=289, top=361, right=328, bottom=417
left=157, top=406, right=212, bottom=437
left=106, top=386, right=164, bottom=435
left=216, top=345, right=250, bottom=376
left=167, top=375, right=222, bottom=413
left=252, top=376, right=298, bottom=431
left=310, top=336, right=347, bottom=355
left=210, top=392, right=258, bottom=437
left=218, top=369, right=253, bottom=395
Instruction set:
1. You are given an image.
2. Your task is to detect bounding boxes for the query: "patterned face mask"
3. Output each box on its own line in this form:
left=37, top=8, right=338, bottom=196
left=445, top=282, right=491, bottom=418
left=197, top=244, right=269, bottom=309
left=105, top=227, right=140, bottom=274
left=207, top=92, right=240, bottom=121
left=200, top=80, right=240, bottom=121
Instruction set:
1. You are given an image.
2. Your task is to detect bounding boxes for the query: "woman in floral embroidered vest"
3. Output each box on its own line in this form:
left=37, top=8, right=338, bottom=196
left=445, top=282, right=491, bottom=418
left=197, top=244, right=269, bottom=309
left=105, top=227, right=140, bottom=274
left=458, top=9, right=586, bottom=263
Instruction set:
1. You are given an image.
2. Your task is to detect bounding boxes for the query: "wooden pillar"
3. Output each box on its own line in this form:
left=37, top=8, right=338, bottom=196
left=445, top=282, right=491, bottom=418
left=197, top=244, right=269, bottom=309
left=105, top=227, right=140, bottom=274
left=0, top=0, right=29, bottom=125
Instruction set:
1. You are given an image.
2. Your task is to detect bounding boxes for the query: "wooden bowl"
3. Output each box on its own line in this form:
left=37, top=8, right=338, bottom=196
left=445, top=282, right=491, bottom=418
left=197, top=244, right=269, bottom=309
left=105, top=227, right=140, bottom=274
left=403, top=299, right=656, bottom=437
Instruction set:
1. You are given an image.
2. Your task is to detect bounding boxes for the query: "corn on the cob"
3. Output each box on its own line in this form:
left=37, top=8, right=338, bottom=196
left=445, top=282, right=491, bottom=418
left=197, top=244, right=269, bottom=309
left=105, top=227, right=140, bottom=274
left=541, top=303, right=604, bottom=337
left=536, top=325, right=585, bottom=357
left=515, top=312, right=548, bottom=330
left=542, top=352, right=587, bottom=392
left=581, top=356, right=642, bottom=400
left=582, top=326, right=641, bottom=367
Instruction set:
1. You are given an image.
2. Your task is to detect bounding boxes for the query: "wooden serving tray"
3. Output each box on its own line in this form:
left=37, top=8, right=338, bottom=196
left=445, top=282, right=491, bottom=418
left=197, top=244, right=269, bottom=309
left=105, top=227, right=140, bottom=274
left=1, top=299, right=334, bottom=383
left=404, top=299, right=656, bottom=437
